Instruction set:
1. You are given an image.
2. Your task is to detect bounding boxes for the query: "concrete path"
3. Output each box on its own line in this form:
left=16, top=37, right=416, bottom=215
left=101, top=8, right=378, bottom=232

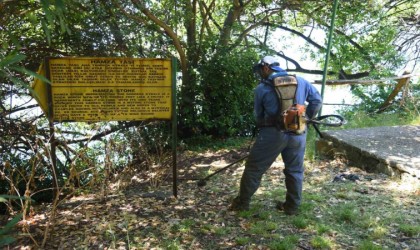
left=317, top=125, right=420, bottom=181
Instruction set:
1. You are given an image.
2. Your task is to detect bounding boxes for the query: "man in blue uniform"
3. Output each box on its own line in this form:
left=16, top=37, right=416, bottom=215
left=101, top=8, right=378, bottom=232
left=230, top=55, right=322, bottom=215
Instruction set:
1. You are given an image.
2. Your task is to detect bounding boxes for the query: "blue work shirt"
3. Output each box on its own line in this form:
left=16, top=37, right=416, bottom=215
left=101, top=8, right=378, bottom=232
left=254, top=70, right=322, bottom=124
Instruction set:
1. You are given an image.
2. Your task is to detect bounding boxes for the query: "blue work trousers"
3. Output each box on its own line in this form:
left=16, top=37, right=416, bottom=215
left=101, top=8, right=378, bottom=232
left=238, top=127, right=306, bottom=210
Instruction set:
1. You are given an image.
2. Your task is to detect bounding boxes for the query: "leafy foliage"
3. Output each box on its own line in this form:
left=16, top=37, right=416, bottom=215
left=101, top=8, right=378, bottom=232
left=0, top=213, right=22, bottom=247
left=195, top=49, right=259, bottom=137
left=0, top=194, right=34, bottom=247
left=343, top=78, right=420, bottom=116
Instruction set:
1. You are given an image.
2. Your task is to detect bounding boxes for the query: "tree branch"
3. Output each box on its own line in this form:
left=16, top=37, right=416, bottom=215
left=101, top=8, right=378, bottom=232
left=219, top=0, right=245, bottom=46
left=57, top=121, right=146, bottom=144
left=275, top=52, right=331, bottom=75
left=275, top=24, right=334, bottom=58
left=130, top=0, right=188, bottom=85
left=199, top=0, right=221, bottom=33
left=1, top=104, right=40, bottom=117
left=230, top=9, right=281, bottom=50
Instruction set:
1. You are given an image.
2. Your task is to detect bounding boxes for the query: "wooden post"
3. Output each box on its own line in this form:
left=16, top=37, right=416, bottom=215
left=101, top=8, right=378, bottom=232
left=378, top=71, right=411, bottom=112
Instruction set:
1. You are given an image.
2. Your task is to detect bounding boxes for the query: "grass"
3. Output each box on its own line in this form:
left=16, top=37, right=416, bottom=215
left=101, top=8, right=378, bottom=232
left=291, top=216, right=310, bottom=229
left=399, top=224, right=420, bottom=237
left=369, top=226, right=389, bottom=239
left=254, top=166, right=417, bottom=249
left=178, top=219, right=195, bottom=233
left=310, top=236, right=334, bottom=249
left=249, top=221, right=278, bottom=235
left=268, top=235, right=299, bottom=250
left=333, top=203, right=359, bottom=223
left=232, top=170, right=415, bottom=249
left=316, top=224, right=332, bottom=235
left=357, top=240, right=383, bottom=250
left=235, top=236, right=251, bottom=245
left=162, top=239, right=182, bottom=250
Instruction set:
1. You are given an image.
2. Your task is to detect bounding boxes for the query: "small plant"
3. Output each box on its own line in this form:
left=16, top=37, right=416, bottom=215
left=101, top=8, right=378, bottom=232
left=333, top=203, right=358, bottom=223
left=334, top=191, right=350, bottom=199
left=369, top=226, right=388, bottom=239
left=257, top=210, right=271, bottom=220
left=0, top=194, right=33, bottom=247
left=105, top=225, right=117, bottom=248
left=250, top=221, right=277, bottom=235
left=357, top=215, right=378, bottom=229
left=265, top=221, right=278, bottom=231
left=310, top=236, right=333, bottom=249
left=237, top=209, right=254, bottom=218
left=399, top=224, right=420, bottom=237
left=235, top=236, right=251, bottom=245
left=213, top=225, right=230, bottom=236
left=199, top=223, right=212, bottom=234
left=170, top=219, right=195, bottom=234
left=268, top=188, right=286, bottom=199
left=316, top=224, right=332, bottom=235
left=357, top=240, right=382, bottom=250
left=268, top=235, right=299, bottom=250
left=292, top=216, right=310, bottom=229
left=299, top=202, right=316, bottom=216
left=163, top=239, right=182, bottom=250
left=179, top=219, right=195, bottom=233
left=304, top=193, right=326, bottom=202
left=0, top=213, right=23, bottom=247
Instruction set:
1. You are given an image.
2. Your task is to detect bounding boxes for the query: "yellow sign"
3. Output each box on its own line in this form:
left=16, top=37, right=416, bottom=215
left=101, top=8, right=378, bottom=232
left=30, top=63, right=49, bottom=115
left=44, top=57, right=173, bottom=121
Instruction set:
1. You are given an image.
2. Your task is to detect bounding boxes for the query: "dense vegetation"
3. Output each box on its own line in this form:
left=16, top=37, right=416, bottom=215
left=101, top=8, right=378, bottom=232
left=1, top=0, right=419, bottom=247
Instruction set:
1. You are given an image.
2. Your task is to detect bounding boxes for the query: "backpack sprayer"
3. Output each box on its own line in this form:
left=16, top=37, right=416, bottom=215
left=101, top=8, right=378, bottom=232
left=196, top=114, right=346, bottom=187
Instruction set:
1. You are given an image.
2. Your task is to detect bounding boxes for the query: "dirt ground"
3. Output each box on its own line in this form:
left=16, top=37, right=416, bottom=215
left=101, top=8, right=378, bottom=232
left=5, top=148, right=420, bottom=249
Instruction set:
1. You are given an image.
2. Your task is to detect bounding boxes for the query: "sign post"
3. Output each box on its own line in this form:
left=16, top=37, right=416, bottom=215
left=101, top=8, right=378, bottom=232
left=32, top=57, right=178, bottom=197
left=171, top=58, right=178, bottom=198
